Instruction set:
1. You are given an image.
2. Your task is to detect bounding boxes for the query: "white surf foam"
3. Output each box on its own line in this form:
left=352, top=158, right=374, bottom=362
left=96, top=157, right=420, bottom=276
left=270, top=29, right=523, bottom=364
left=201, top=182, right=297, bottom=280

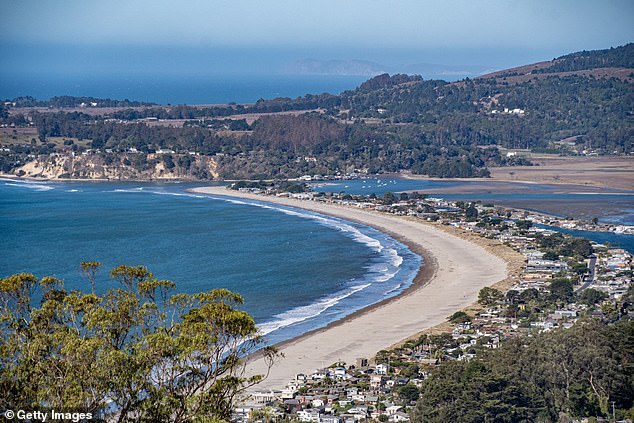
left=257, top=283, right=371, bottom=336
left=4, top=181, right=54, bottom=191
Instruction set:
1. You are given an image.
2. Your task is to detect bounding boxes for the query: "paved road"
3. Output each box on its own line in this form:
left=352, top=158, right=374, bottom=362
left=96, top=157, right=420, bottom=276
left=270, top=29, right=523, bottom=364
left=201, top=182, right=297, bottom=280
left=575, top=254, right=597, bottom=293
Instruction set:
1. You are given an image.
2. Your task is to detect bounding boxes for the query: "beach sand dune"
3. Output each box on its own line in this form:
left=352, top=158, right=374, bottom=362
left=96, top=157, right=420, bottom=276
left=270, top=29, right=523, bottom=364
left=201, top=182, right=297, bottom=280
left=191, top=186, right=509, bottom=390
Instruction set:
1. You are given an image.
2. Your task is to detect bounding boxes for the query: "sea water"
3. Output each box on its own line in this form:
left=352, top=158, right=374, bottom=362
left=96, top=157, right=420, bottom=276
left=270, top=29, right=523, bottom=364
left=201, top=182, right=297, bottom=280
left=0, top=74, right=368, bottom=105
left=0, top=179, right=420, bottom=345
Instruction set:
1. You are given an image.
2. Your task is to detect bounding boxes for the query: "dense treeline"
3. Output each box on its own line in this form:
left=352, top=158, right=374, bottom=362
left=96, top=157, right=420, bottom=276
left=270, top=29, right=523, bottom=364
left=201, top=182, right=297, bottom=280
left=411, top=318, right=634, bottom=422
left=108, top=92, right=343, bottom=120
left=28, top=110, right=496, bottom=178
left=336, top=74, right=633, bottom=152
left=533, top=43, right=634, bottom=74
left=6, top=95, right=156, bottom=108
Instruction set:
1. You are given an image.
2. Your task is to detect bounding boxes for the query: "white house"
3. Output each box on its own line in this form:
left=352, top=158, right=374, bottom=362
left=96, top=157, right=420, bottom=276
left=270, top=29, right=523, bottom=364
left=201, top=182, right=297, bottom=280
left=376, top=363, right=388, bottom=375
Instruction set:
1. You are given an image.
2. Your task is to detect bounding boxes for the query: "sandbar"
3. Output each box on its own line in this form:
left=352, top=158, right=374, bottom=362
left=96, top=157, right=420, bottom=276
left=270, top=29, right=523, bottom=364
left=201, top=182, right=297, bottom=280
left=191, top=186, right=510, bottom=390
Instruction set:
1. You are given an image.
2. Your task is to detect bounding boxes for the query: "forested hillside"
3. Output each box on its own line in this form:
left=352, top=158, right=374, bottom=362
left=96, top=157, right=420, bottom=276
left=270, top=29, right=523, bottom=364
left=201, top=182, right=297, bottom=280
left=411, top=318, right=634, bottom=422
left=1, top=43, right=632, bottom=180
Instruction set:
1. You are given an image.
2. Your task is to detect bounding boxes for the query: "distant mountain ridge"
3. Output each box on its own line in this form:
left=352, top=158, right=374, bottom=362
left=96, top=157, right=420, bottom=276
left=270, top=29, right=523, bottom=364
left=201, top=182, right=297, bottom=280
left=286, top=58, right=493, bottom=80
left=285, top=59, right=388, bottom=76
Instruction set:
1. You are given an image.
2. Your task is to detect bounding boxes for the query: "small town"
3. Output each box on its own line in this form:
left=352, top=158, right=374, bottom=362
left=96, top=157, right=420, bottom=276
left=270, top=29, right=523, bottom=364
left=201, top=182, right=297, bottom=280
left=231, top=182, right=633, bottom=423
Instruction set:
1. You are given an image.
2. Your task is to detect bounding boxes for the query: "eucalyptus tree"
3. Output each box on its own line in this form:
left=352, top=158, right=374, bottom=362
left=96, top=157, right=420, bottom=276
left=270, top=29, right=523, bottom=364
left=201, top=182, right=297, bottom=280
left=0, top=263, right=278, bottom=422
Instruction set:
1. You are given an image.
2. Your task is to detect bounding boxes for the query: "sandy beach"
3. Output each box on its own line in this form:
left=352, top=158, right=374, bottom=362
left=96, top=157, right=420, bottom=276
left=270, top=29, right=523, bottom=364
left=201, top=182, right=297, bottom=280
left=191, top=186, right=512, bottom=391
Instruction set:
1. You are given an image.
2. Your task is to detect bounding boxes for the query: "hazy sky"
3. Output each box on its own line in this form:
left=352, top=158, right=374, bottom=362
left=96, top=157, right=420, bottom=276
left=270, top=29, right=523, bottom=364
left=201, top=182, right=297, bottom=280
left=3, top=0, right=633, bottom=50
left=1, top=0, right=633, bottom=81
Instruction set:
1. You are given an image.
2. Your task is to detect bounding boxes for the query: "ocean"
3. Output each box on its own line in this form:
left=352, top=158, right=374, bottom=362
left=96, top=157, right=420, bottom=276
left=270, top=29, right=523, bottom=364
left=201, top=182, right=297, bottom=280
left=0, top=74, right=369, bottom=105
left=0, top=179, right=420, bottom=346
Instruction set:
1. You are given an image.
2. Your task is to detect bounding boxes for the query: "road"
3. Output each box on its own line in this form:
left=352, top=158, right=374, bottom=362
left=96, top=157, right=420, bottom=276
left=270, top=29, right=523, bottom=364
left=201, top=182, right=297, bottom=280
left=575, top=254, right=597, bottom=293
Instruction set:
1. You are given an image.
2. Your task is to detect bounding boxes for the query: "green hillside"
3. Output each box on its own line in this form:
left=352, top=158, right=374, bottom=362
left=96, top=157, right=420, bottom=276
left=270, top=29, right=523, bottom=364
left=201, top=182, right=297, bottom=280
left=2, top=44, right=632, bottom=179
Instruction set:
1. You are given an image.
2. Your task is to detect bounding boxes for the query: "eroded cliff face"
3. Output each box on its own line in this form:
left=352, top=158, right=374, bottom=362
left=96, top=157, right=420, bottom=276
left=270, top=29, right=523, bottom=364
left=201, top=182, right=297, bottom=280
left=12, top=154, right=219, bottom=180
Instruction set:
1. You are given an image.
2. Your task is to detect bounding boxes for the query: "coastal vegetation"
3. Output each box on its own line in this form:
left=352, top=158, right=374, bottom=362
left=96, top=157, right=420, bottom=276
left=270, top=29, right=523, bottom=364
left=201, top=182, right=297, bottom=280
left=0, top=263, right=277, bottom=422
left=1, top=43, right=632, bottom=180
left=410, top=319, right=634, bottom=422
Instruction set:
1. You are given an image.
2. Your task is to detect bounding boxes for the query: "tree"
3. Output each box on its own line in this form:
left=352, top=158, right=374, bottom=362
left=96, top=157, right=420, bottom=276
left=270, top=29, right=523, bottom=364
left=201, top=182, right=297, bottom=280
left=465, top=203, right=478, bottom=220
left=383, top=192, right=397, bottom=205
left=505, top=289, right=520, bottom=304
left=0, top=265, right=278, bottom=422
left=549, top=278, right=574, bottom=304
left=448, top=311, right=471, bottom=324
left=411, top=320, right=634, bottom=422
left=543, top=250, right=560, bottom=261
left=398, top=383, right=420, bottom=402
left=80, top=260, right=101, bottom=294
left=478, top=287, right=503, bottom=307
left=569, top=238, right=593, bottom=258
left=515, top=220, right=533, bottom=230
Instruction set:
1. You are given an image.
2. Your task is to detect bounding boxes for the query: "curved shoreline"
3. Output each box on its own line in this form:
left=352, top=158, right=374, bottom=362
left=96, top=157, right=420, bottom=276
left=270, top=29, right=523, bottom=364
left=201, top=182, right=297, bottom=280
left=191, top=186, right=511, bottom=390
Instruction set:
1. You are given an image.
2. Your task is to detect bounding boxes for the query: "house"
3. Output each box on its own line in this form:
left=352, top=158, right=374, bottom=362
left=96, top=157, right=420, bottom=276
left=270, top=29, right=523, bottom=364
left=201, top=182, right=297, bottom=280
left=312, top=398, right=325, bottom=408
left=388, top=411, right=411, bottom=422
left=355, top=358, right=368, bottom=368
left=297, top=409, right=321, bottom=422
left=333, top=367, right=347, bottom=378
left=347, top=405, right=368, bottom=417
left=552, top=310, right=577, bottom=319
left=250, top=390, right=279, bottom=404
left=376, top=363, right=388, bottom=375
left=386, top=405, right=402, bottom=415
left=526, top=259, right=568, bottom=273
left=281, top=385, right=298, bottom=399
left=319, top=415, right=341, bottom=423
left=370, top=375, right=385, bottom=389
left=312, top=369, right=328, bottom=380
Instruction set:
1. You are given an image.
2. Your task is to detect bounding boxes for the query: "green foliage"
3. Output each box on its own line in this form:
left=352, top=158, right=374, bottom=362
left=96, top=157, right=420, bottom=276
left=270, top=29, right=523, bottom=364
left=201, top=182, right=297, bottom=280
left=535, top=233, right=594, bottom=259
left=383, top=191, right=397, bottom=205
left=548, top=278, right=574, bottom=304
left=465, top=203, right=479, bottom=221
left=398, top=383, right=420, bottom=402
left=448, top=311, right=471, bottom=324
left=411, top=320, right=634, bottom=422
left=0, top=265, right=278, bottom=422
left=515, top=220, right=533, bottom=230
left=280, top=182, right=307, bottom=193
left=478, top=287, right=503, bottom=307
left=533, top=43, right=634, bottom=73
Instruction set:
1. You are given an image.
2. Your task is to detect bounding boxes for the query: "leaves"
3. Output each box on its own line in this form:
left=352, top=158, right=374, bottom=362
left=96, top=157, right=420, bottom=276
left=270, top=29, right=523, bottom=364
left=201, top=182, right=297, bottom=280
left=411, top=320, right=634, bottom=422
left=0, top=264, right=278, bottom=421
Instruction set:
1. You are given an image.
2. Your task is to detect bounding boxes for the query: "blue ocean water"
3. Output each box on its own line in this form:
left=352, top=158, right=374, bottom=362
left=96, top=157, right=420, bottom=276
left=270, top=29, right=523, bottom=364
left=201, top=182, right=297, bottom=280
left=313, top=178, right=634, bottom=253
left=0, top=179, right=420, bottom=345
left=0, top=74, right=368, bottom=105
